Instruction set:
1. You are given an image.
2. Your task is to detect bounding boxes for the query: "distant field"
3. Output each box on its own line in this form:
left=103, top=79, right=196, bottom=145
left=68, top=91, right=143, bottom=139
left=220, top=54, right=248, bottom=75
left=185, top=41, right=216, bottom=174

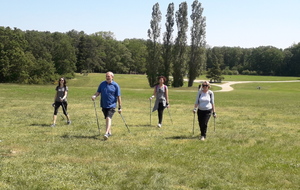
left=221, top=75, right=300, bottom=81
left=0, top=74, right=299, bottom=189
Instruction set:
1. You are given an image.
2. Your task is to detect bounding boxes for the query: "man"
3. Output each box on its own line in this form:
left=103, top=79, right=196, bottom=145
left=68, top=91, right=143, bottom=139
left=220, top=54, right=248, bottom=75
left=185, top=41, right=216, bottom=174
left=91, top=72, right=122, bottom=140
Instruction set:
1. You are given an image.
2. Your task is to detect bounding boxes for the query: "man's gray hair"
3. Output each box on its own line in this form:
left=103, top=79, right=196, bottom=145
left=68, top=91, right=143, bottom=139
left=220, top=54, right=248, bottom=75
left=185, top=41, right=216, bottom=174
left=107, top=71, right=114, bottom=77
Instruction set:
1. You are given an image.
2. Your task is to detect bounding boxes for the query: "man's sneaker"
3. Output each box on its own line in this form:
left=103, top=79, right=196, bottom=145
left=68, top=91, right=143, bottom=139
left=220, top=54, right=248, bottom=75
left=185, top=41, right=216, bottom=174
left=67, top=120, right=71, bottom=125
left=157, top=123, right=162, bottom=128
left=200, top=136, right=205, bottom=141
left=104, top=134, right=109, bottom=140
left=108, top=133, right=112, bottom=137
left=50, top=124, right=56, bottom=127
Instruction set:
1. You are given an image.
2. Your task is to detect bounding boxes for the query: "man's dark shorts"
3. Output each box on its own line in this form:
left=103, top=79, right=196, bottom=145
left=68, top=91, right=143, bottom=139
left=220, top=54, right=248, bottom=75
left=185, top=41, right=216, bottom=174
left=102, top=108, right=116, bottom=119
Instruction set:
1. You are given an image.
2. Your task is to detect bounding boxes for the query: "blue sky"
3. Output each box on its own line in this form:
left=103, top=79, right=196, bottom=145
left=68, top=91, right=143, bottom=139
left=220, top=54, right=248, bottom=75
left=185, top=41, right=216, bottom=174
left=1, top=0, right=299, bottom=49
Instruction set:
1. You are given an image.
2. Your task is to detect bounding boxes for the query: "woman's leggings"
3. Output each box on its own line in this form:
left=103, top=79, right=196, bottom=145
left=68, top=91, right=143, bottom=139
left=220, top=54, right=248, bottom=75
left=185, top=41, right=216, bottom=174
left=157, top=102, right=165, bottom=124
left=197, top=109, right=212, bottom=137
left=53, top=101, right=68, bottom=115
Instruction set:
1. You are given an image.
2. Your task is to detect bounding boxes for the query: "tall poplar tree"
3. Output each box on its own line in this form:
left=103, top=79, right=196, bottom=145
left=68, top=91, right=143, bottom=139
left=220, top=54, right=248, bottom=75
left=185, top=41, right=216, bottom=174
left=51, top=32, right=77, bottom=76
left=147, top=3, right=162, bottom=87
left=188, top=0, right=206, bottom=87
left=162, top=3, right=175, bottom=85
left=172, top=2, right=188, bottom=87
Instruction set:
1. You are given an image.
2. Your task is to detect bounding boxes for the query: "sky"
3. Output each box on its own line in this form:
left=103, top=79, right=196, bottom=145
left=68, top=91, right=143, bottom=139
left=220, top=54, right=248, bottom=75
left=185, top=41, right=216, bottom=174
left=1, top=0, right=300, bottom=49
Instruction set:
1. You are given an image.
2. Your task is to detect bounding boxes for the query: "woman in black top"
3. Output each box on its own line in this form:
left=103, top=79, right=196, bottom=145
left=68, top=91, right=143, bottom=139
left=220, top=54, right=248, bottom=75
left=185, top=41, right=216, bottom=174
left=51, top=77, right=71, bottom=127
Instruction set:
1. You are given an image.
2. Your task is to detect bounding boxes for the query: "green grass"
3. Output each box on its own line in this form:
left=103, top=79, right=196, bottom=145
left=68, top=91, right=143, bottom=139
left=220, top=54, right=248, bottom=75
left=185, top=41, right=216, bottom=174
left=0, top=74, right=299, bottom=189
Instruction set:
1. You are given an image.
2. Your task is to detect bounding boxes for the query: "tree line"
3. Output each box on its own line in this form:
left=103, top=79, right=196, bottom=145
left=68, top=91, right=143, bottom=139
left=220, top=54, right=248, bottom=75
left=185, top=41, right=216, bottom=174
left=0, top=27, right=146, bottom=84
left=1, top=0, right=299, bottom=85
left=146, top=1, right=300, bottom=87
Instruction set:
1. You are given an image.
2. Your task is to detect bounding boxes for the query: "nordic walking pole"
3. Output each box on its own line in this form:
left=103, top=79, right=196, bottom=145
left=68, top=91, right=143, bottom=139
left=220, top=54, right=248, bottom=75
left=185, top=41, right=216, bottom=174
left=60, top=112, right=65, bottom=120
left=214, top=116, right=216, bottom=132
left=167, top=107, right=173, bottom=125
left=193, top=112, right=195, bottom=135
left=61, top=101, right=67, bottom=114
left=61, top=102, right=67, bottom=122
left=93, top=100, right=101, bottom=135
left=60, top=97, right=71, bottom=125
left=150, top=99, right=152, bottom=126
left=119, top=113, right=130, bottom=133
left=60, top=97, right=68, bottom=121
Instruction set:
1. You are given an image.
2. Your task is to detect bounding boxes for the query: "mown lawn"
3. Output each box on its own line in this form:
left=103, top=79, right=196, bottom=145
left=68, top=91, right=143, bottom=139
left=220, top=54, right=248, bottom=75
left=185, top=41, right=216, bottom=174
left=0, top=74, right=299, bottom=190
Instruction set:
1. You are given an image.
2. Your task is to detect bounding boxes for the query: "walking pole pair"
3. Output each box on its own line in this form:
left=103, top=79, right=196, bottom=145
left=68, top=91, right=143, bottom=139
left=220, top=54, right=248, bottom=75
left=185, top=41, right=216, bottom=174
left=93, top=100, right=130, bottom=135
left=192, top=112, right=216, bottom=135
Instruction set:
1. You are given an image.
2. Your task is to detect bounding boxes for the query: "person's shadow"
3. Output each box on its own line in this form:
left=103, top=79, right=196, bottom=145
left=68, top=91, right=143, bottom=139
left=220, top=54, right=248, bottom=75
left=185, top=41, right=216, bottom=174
left=165, top=135, right=198, bottom=140
left=61, top=134, right=100, bottom=140
left=30, top=123, right=51, bottom=127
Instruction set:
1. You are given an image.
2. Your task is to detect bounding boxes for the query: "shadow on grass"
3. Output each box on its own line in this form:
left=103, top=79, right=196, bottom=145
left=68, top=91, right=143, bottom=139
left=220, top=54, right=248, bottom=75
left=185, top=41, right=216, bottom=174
left=165, top=135, right=198, bottom=140
left=30, top=123, right=52, bottom=127
left=128, top=125, right=155, bottom=128
left=61, top=134, right=101, bottom=140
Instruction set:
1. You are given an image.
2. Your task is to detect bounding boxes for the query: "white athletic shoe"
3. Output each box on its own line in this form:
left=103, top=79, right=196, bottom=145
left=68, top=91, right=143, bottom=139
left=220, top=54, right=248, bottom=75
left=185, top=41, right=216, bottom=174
left=157, top=123, right=162, bottom=128
left=104, top=134, right=109, bottom=140
left=200, top=136, right=205, bottom=141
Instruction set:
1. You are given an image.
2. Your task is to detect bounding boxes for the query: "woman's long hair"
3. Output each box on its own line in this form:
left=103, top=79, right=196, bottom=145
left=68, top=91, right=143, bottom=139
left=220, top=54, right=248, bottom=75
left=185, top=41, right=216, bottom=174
left=57, top=77, right=67, bottom=88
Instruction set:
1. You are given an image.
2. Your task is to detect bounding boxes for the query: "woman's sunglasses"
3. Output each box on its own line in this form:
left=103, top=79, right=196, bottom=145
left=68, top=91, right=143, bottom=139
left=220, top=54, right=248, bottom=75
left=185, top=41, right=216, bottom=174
left=202, top=84, right=208, bottom=87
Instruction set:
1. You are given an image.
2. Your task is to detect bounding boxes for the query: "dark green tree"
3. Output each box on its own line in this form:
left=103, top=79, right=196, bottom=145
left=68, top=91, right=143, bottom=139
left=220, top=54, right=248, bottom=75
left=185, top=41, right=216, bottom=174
left=283, top=43, right=300, bottom=76
left=103, top=38, right=132, bottom=74
left=162, top=3, right=175, bottom=85
left=0, top=27, right=32, bottom=83
left=123, top=39, right=147, bottom=74
left=51, top=32, right=77, bottom=76
left=206, top=47, right=224, bottom=82
left=147, top=3, right=162, bottom=87
left=188, top=0, right=206, bottom=87
left=24, top=30, right=56, bottom=83
left=76, top=34, right=105, bottom=73
left=66, top=30, right=88, bottom=73
left=249, top=46, right=284, bottom=75
left=206, top=61, right=224, bottom=83
left=172, top=2, right=188, bottom=87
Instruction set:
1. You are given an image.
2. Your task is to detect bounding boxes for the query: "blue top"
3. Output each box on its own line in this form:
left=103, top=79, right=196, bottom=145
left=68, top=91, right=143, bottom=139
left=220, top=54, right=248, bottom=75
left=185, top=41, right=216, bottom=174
left=97, top=81, right=121, bottom=108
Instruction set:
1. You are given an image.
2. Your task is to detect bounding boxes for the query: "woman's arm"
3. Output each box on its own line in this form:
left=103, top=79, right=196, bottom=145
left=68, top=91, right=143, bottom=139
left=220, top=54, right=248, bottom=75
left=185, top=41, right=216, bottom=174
left=165, top=86, right=169, bottom=103
left=149, top=86, right=156, bottom=100
left=61, top=90, right=68, bottom=101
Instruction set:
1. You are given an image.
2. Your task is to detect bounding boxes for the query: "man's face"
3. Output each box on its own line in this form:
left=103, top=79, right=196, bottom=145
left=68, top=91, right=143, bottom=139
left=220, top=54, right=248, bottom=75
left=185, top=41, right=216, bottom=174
left=106, top=73, right=113, bottom=83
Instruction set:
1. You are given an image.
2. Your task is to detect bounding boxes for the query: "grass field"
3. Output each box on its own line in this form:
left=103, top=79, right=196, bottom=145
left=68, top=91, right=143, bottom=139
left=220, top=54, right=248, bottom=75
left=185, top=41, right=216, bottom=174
left=0, top=74, right=299, bottom=190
